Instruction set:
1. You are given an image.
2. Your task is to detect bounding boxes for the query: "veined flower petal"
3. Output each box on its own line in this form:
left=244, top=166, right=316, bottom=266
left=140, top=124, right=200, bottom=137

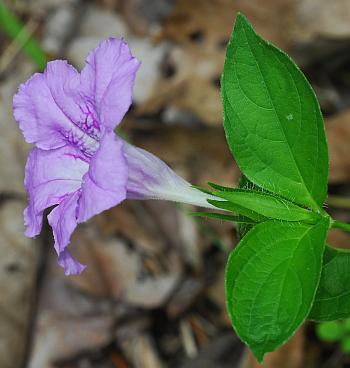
left=24, top=146, right=88, bottom=237
left=77, top=132, right=128, bottom=223
left=47, top=191, right=86, bottom=275
left=13, top=68, right=73, bottom=150
left=13, top=60, right=102, bottom=154
left=81, top=38, right=140, bottom=129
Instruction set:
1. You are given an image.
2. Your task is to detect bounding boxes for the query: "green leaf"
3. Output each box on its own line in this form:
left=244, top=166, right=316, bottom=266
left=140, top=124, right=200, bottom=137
left=213, top=189, right=320, bottom=223
left=316, top=321, right=343, bottom=342
left=221, top=14, right=328, bottom=212
left=341, top=336, right=350, bottom=353
left=343, top=318, right=350, bottom=332
left=0, top=2, right=47, bottom=70
left=309, top=246, right=350, bottom=322
left=225, top=218, right=329, bottom=361
left=190, top=211, right=256, bottom=224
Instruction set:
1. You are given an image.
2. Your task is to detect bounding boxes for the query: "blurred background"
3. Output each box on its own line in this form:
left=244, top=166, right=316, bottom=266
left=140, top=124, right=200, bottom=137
left=2, top=0, right=350, bottom=367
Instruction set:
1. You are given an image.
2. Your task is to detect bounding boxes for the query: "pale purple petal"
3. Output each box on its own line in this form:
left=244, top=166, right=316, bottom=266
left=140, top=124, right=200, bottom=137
left=123, top=142, right=216, bottom=209
left=58, top=249, right=86, bottom=276
left=44, top=60, right=82, bottom=125
left=13, top=60, right=102, bottom=154
left=24, top=146, right=89, bottom=237
left=48, top=191, right=86, bottom=275
left=13, top=68, right=70, bottom=150
left=77, top=132, right=128, bottom=223
left=81, top=38, right=140, bottom=129
left=44, top=61, right=103, bottom=154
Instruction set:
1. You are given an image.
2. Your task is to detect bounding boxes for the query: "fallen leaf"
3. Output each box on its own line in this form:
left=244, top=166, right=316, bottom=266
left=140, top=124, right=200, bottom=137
left=0, top=63, right=34, bottom=194
left=0, top=200, right=39, bottom=368
left=130, top=125, right=239, bottom=187
left=27, top=247, right=116, bottom=368
left=139, top=0, right=298, bottom=125
left=295, top=0, right=350, bottom=40
left=125, top=274, right=180, bottom=308
left=326, top=109, right=350, bottom=183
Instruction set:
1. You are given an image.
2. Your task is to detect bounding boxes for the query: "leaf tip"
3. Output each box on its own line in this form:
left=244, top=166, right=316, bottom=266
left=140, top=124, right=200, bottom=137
left=234, top=12, right=251, bottom=30
left=252, top=348, right=265, bottom=364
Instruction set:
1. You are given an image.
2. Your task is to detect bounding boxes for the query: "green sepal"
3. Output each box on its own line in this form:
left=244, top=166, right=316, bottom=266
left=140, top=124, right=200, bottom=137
left=190, top=211, right=256, bottom=224
left=207, top=198, right=266, bottom=223
left=213, top=189, right=320, bottom=223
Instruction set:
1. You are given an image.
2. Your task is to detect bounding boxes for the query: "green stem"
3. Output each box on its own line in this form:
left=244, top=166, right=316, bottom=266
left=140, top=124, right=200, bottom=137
left=327, top=195, right=350, bottom=210
left=0, top=1, right=47, bottom=70
left=332, top=220, right=350, bottom=233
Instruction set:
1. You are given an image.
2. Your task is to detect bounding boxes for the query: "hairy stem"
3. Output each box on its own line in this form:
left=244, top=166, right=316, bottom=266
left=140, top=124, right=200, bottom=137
left=332, top=220, right=350, bottom=233
left=327, top=195, right=350, bottom=210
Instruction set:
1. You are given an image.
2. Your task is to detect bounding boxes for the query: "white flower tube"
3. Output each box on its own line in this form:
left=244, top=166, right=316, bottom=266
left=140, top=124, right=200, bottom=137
left=123, top=141, right=218, bottom=209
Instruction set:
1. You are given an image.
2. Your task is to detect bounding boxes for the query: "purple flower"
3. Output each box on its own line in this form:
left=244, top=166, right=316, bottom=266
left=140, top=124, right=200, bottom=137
left=13, top=38, right=139, bottom=275
left=13, top=38, right=215, bottom=275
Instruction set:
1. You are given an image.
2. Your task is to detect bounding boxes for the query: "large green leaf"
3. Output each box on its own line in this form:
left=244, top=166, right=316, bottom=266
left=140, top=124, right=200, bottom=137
left=221, top=14, right=328, bottom=212
left=309, top=245, right=350, bottom=321
left=225, top=218, right=329, bottom=361
left=213, top=189, right=320, bottom=223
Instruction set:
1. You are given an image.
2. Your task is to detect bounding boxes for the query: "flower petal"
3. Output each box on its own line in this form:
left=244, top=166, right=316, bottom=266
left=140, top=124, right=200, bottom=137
left=47, top=190, right=86, bottom=275
left=13, top=61, right=101, bottom=154
left=44, top=61, right=102, bottom=154
left=58, top=249, right=86, bottom=275
left=24, top=146, right=88, bottom=237
left=81, top=38, right=140, bottom=129
left=77, top=132, right=128, bottom=223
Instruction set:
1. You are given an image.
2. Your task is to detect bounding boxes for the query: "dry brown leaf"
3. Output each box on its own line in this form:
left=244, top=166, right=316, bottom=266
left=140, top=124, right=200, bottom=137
left=139, top=0, right=297, bottom=125
left=117, top=331, right=165, bottom=368
left=69, top=231, right=143, bottom=299
left=180, top=332, right=242, bottom=368
left=140, top=0, right=350, bottom=125
left=28, top=244, right=117, bottom=368
left=126, top=274, right=180, bottom=308
left=131, top=125, right=240, bottom=187
left=326, top=109, right=350, bottom=183
left=96, top=0, right=121, bottom=10
left=29, top=313, right=115, bottom=368
left=295, top=0, right=350, bottom=41
left=206, top=268, right=232, bottom=327
left=0, top=200, right=39, bottom=368
left=327, top=228, right=350, bottom=249
left=167, top=278, right=204, bottom=318
left=0, top=63, right=34, bottom=194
